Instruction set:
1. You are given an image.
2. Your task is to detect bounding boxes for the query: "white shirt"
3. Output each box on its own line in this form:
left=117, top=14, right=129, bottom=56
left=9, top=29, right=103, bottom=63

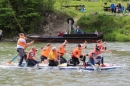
left=17, top=38, right=26, bottom=49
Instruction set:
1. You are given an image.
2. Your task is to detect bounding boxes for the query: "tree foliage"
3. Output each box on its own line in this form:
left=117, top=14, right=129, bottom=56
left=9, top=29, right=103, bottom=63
left=0, top=0, right=56, bottom=37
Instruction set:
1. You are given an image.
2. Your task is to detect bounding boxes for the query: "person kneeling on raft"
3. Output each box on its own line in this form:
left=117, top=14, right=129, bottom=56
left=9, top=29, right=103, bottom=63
left=26, top=46, right=40, bottom=67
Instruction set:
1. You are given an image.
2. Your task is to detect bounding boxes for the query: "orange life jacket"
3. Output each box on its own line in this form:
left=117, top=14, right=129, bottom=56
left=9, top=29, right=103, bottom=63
left=17, top=36, right=26, bottom=48
left=96, top=43, right=104, bottom=54
left=58, top=46, right=66, bottom=55
left=48, top=50, right=58, bottom=60
left=89, top=49, right=100, bottom=58
left=41, top=47, right=51, bottom=58
left=27, top=49, right=36, bottom=60
left=97, top=43, right=104, bottom=50
left=72, top=47, right=82, bottom=58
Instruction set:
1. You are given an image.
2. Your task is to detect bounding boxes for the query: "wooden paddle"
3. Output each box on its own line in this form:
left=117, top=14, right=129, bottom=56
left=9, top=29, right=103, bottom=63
left=79, top=41, right=87, bottom=68
left=110, top=52, right=118, bottom=64
left=104, top=42, right=118, bottom=64
left=57, top=40, right=68, bottom=70
left=57, top=44, right=61, bottom=70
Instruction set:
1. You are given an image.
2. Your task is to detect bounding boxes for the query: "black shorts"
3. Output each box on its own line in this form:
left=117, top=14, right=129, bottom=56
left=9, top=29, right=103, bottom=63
left=49, top=60, right=58, bottom=66
left=26, top=59, right=39, bottom=67
left=40, top=55, right=47, bottom=61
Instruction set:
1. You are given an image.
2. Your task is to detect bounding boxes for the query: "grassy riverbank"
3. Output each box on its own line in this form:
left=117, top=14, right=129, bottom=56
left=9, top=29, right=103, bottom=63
left=54, top=1, right=130, bottom=42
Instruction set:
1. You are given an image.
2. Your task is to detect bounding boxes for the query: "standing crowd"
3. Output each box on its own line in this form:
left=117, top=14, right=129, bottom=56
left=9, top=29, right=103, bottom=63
left=110, top=2, right=124, bottom=13
left=110, top=2, right=130, bottom=13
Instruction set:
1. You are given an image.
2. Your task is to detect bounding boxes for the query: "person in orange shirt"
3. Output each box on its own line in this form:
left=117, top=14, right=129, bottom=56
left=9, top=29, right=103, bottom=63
left=88, top=45, right=101, bottom=66
left=96, top=39, right=106, bottom=51
left=26, top=46, right=40, bottom=67
left=40, top=43, right=51, bottom=64
left=48, top=47, right=59, bottom=66
left=87, top=43, right=110, bottom=67
left=96, top=40, right=112, bottom=66
left=58, top=40, right=68, bottom=64
left=17, top=33, right=34, bottom=67
left=71, top=41, right=87, bottom=66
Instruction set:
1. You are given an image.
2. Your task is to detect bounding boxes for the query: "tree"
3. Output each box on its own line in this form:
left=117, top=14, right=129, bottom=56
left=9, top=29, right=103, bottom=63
left=0, top=0, right=56, bottom=37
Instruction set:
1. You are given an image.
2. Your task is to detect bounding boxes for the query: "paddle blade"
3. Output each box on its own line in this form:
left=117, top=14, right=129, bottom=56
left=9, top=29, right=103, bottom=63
left=6, top=61, right=12, bottom=65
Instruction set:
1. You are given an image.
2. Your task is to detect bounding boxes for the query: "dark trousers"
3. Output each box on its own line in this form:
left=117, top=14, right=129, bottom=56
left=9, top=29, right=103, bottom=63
left=40, top=55, right=47, bottom=62
left=80, top=55, right=86, bottom=63
left=72, top=55, right=86, bottom=66
left=49, top=60, right=58, bottom=66
left=17, top=48, right=26, bottom=66
left=88, top=58, right=95, bottom=65
left=26, top=59, right=39, bottom=67
left=72, top=57, right=79, bottom=66
left=111, top=8, right=115, bottom=13
left=59, top=56, right=67, bottom=64
left=96, top=56, right=104, bottom=65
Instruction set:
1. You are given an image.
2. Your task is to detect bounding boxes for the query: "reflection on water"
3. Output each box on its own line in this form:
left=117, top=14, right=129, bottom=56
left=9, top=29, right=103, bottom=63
left=0, top=42, right=130, bottom=86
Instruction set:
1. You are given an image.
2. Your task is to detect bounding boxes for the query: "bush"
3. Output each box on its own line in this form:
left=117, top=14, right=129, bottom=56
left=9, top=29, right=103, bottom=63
left=77, top=14, right=130, bottom=42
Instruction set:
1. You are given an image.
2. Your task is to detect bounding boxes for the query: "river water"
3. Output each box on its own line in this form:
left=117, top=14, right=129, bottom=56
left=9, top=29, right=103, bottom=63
left=0, top=42, right=129, bottom=86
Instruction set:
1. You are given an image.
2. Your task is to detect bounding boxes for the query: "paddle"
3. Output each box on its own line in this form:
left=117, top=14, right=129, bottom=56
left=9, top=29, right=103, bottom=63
left=7, top=40, right=34, bottom=64
left=57, top=44, right=61, bottom=70
left=7, top=54, right=19, bottom=64
left=110, top=52, right=118, bottom=64
left=78, top=41, right=87, bottom=70
left=57, top=40, right=68, bottom=70
left=79, top=41, right=88, bottom=68
left=104, top=42, right=118, bottom=64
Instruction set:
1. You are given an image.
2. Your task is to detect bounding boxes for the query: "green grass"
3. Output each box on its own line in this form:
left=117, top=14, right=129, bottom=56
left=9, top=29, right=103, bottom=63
left=54, top=1, right=130, bottom=42
left=54, top=1, right=128, bottom=18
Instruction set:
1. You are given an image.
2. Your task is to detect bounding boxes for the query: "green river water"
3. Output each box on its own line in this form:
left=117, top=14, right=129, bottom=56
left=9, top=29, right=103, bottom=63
left=0, top=42, right=130, bottom=86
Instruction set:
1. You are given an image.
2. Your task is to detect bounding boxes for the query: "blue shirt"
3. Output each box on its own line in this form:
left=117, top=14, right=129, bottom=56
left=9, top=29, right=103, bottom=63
left=110, top=4, right=115, bottom=9
left=75, top=29, right=83, bottom=34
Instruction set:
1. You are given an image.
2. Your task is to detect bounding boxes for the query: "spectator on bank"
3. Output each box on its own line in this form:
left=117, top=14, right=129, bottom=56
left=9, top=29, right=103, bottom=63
left=95, top=30, right=98, bottom=35
left=75, top=26, right=84, bottom=34
left=58, top=32, right=64, bottom=37
left=81, top=5, right=86, bottom=12
left=121, top=6, right=124, bottom=13
left=125, top=3, right=130, bottom=13
left=110, top=2, right=115, bottom=13
left=115, top=2, right=122, bottom=13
